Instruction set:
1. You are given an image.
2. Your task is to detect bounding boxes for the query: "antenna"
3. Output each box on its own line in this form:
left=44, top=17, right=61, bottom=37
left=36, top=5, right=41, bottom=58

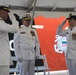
left=30, top=0, right=37, bottom=26
left=51, top=3, right=57, bottom=12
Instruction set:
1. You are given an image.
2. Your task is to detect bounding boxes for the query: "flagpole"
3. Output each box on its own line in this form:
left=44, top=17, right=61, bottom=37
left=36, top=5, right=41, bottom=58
left=30, top=0, right=37, bottom=26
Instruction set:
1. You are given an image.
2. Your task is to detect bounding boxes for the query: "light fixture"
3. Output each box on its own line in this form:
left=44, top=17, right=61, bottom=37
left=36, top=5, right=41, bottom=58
left=65, top=27, right=68, bottom=30
left=31, top=25, right=44, bottom=29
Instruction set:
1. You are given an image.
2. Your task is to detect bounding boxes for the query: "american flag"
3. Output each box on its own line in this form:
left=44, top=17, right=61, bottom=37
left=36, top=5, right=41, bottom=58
left=62, top=41, right=67, bottom=47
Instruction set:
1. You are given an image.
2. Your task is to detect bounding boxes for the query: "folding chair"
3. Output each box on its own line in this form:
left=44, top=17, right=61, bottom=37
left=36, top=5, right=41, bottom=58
left=10, top=56, right=19, bottom=75
left=35, top=55, right=51, bottom=75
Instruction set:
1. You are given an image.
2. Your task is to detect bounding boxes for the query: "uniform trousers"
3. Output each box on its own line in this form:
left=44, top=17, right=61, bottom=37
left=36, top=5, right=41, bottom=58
left=19, top=59, right=35, bottom=75
left=66, top=59, right=76, bottom=75
left=0, top=66, right=9, bottom=75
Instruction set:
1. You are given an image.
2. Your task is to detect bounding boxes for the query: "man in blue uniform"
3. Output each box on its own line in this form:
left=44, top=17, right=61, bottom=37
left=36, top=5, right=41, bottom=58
left=0, top=4, right=18, bottom=75
left=56, top=14, right=76, bottom=75
left=14, top=14, right=40, bottom=75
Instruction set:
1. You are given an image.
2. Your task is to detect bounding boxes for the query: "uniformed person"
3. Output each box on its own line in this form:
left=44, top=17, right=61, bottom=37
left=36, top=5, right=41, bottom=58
left=56, top=14, right=76, bottom=75
left=0, top=5, right=18, bottom=75
left=14, top=14, right=40, bottom=75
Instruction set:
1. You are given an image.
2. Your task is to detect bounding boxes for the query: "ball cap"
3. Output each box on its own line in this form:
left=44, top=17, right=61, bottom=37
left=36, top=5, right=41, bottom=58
left=67, top=13, right=76, bottom=20
left=0, top=4, right=10, bottom=12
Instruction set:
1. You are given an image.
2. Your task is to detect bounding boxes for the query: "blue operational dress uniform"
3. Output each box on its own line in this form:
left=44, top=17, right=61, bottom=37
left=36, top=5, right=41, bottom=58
left=56, top=15, right=76, bottom=75
left=0, top=5, right=18, bottom=75
left=14, top=15, right=40, bottom=75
